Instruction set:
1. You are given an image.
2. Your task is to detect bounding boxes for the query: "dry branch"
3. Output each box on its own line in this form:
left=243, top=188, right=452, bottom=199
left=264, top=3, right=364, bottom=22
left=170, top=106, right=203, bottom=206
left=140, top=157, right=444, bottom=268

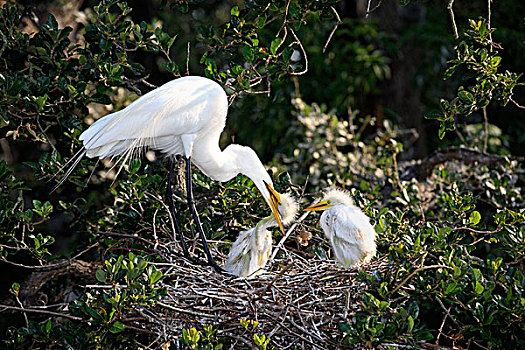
left=401, top=146, right=524, bottom=181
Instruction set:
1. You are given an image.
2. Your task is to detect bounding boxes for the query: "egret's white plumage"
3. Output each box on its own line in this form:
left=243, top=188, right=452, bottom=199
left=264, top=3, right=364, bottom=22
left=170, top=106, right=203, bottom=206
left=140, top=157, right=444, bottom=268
left=305, top=187, right=376, bottom=268
left=67, top=76, right=284, bottom=231
left=59, top=76, right=286, bottom=271
left=224, top=193, right=298, bottom=278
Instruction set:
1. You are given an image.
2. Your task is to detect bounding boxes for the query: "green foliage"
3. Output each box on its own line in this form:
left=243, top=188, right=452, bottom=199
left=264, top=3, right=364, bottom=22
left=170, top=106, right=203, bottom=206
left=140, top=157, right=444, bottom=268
left=1, top=0, right=524, bottom=349
left=0, top=160, right=55, bottom=261
left=166, top=0, right=339, bottom=94
left=181, top=325, right=224, bottom=350
left=425, top=18, right=523, bottom=139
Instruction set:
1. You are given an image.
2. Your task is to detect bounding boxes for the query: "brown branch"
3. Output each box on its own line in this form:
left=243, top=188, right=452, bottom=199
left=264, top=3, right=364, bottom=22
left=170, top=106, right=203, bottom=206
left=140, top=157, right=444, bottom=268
left=510, top=97, right=525, bottom=109
left=185, top=41, right=191, bottom=76
left=365, top=0, right=385, bottom=19
left=451, top=226, right=503, bottom=235
left=0, top=304, right=84, bottom=321
left=0, top=241, right=99, bottom=270
left=447, top=0, right=459, bottom=40
left=288, top=28, right=308, bottom=76
left=402, top=146, right=524, bottom=181
left=323, top=7, right=342, bottom=53
left=391, top=265, right=453, bottom=295
left=482, top=107, right=489, bottom=152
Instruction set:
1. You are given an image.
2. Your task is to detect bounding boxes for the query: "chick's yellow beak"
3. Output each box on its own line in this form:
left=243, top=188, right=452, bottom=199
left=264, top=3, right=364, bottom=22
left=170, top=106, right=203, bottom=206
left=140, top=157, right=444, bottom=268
left=304, top=200, right=332, bottom=211
left=264, top=181, right=285, bottom=235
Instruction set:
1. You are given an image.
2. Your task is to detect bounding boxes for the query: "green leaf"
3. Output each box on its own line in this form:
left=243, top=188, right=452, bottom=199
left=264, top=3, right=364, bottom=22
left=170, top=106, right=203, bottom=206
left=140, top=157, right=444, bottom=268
left=96, top=268, right=107, bottom=283
left=407, top=315, right=414, bottom=333
left=129, top=159, right=141, bottom=176
left=149, top=270, right=163, bottom=284
left=108, top=321, right=125, bottom=334
left=11, top=282, right=20, bottom=294
left=270, top=38, right=282, bottom=55
left=445, top=282, right=457, bottom=294
left=475, top=281, right=484, bottom=295
left=458, top=90, right=474, bottom=104
left=230, top=6, right=239, bottom=17
left=44, top=319, right=52, bottom=333
left=469, top=211, right=481, bottom=225
left=242, top=46, right=254, bottom=62
left=424, top=110, right=444, bottom=120
left=33, top=200, right=42, bottom=211
left=490, top=56, right=501, bottom=67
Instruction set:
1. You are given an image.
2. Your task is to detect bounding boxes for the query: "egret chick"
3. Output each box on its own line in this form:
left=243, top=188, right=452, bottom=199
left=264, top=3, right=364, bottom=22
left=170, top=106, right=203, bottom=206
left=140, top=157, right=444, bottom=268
left=305, top=187, right=376, bottom=268
left=224, top=193, right=298, bottom=278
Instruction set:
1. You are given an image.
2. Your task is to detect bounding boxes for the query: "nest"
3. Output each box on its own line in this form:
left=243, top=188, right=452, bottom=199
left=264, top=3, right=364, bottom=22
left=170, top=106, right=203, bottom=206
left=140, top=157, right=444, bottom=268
left=2, top=203, right=387, bottom=349
left=138, top=251, right=388, bottom=349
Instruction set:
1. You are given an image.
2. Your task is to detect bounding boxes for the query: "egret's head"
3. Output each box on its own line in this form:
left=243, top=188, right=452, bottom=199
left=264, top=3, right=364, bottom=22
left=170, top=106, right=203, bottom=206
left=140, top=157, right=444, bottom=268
left=275, top=192, right=299, bottom=226
left=304, top=186, right=354, bottom=212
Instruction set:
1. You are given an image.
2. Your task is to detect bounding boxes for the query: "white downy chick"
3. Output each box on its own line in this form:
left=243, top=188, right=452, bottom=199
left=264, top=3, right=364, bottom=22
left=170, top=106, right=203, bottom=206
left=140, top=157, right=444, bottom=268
left=224, top=193, right=298, bottom=278
left=305, top=187, right=376, bottom=268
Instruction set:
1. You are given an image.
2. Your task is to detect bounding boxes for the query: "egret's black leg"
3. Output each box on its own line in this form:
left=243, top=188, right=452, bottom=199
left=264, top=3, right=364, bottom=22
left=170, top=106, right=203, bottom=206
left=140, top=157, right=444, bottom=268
left=185, top=156, right=223, bottom=273
left=166, top=158, right=190, bottom=258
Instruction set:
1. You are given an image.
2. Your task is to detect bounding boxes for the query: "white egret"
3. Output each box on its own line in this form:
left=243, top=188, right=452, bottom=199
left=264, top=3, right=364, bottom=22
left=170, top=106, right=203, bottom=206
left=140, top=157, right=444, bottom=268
left=224, top=193, right=298, bottom=278
left=62, top=76, right=284, bottom=271
left=304, top=187, right=376, bottom=268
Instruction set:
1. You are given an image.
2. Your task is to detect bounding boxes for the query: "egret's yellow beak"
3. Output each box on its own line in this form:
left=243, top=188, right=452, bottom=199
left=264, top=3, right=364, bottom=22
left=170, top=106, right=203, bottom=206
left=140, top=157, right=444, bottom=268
left=304, top=200, right=332, bottom=211
left=264, top=181, right=285, bottom=235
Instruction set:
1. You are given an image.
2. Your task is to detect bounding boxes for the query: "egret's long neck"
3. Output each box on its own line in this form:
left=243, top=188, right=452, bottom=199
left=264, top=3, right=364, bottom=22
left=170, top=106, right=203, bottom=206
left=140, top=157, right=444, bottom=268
left=191, top=143, right=240, bottom=182
left=192, top=143, right=272, bottom=205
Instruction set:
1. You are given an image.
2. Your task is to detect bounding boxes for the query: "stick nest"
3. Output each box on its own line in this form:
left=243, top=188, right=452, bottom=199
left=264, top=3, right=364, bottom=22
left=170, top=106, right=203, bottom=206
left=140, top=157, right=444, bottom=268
left=142, top=251, right=388, bottom=349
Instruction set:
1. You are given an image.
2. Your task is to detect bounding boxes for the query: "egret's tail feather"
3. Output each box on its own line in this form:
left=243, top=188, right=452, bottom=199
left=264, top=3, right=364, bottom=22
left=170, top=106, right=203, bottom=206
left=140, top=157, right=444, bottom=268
left=83, top=159, right=100, bottom=189
left=48, top=147, right=87, bottom=183
left=51, top=149, right=87, bottom=193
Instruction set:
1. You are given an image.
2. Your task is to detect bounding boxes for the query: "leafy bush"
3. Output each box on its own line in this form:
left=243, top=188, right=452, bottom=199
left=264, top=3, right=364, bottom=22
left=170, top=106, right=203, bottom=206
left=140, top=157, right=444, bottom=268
left=1, top=0, right=524, bottom=349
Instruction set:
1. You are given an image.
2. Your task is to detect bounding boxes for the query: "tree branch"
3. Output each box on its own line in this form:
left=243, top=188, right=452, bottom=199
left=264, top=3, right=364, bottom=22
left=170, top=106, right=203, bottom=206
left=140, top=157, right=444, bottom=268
left=401, top=146, right=524, bottom=181
left=323, top=7, right=342, bottom=53
left=447, top=0, right=459, bottom=40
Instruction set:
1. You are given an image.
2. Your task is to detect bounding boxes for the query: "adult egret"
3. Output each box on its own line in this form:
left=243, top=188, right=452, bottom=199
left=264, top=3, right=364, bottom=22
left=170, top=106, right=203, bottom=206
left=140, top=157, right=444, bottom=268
left=65, top=76, right=284, bottom=271
left=304, top=187, right=376, bottom=268
left=224, top=193, right=298, bottom=278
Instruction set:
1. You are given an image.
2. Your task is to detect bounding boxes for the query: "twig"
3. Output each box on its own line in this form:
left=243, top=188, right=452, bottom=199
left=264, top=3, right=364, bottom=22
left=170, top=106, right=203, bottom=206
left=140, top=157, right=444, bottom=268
left=510, top=98, right=525, bottom=109
left=401, top=146, right=524, bottom=181
left=288, top=28, right=308, bottom=76
left=269, top=202, right=318, bottom=262
left=391, top=265, right=453, bottom=295
left=14, top=293, right=29, bottom=327
left=447, top=0, right=459, bottom=40
left=365, top=0, right=384, bottom=19
left=36, top=115, right=58, bottom=154
left=482, top=107, right=489, bottom=152
left=186, top=42, right=191, bottom=76
left=0, top=304, right=84, bottom=321
left=451, top=226, right=502, bottom=235
left=436, top=302, right=450, bottom=346
left=435, top=296, right=460, bottom=328
left=323, top=7, right=342, bottom=53
left=277, top=0, right=292, bottom=38
left=0, top=241, right=99, bottom=270
left=487, top=0, right=493, bottom=52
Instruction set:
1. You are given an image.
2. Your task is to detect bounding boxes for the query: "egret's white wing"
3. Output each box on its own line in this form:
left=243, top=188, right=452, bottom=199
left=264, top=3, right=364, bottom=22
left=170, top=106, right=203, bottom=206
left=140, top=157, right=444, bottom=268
left=80, top=76, right=227, bottom=158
